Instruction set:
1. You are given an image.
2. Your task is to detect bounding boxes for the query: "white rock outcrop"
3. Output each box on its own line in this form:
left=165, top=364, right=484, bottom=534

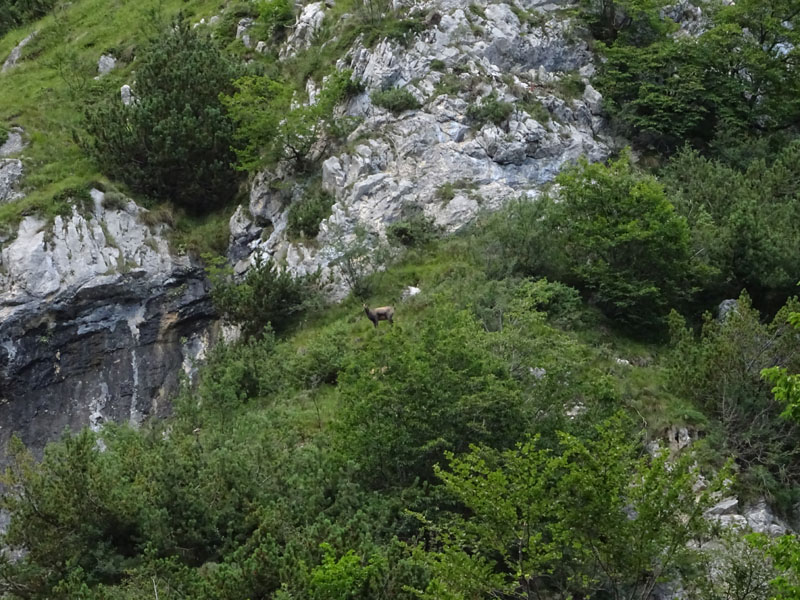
left=0, top=159, right=23, bottom=204
left=280, top=2, right=326, bottom=58
left=1, top=31, right=37, bottom=73
left=96, top=53, right=117, bottom=76
left=233, top=0, right=611, bottom=298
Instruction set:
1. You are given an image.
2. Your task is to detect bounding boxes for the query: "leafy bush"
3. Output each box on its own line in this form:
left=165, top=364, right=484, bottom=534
left=207, top=253, right=319, bottom=337
left=0, top=0, right=59, bottom=37
left=334, top=304, right=526, bottom=487
left=370, top=87, right=422, bottom=113
left=662, top=143, right=800, bottom=306
left=287, top=187, right=335, bottom=239
left=593, top=0, right=800, bottom=152
left=258, top=0, right=294, bottom=36
left=418, top=416, right=728, bottom=600
left=667, top=293, right=800, bottom=505
left=84, top=20, right=240, bottom=213
left=466, top=92, right=514, bottom=126
left=224, top=69, right=361, bottom=170
left=484, top=153, right=694, bottom=330
left=387, top=205, right=441, bottom=248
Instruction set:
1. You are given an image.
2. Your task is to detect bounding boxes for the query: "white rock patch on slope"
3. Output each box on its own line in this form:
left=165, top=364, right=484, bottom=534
left=233, top=1, right=612, bottom=298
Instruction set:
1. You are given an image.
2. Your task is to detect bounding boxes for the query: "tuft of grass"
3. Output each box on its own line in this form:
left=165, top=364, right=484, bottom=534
left=371, top=87, right=422, bottom=113
left=466, top=92, right=514, bottom=127
left=468, top=4, right=486, bottom=19
left=555, top=71, right=586, bottom=99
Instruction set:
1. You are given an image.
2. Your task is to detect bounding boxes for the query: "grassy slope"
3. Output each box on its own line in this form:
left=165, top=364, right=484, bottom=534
left=0, top=0, right=224, bottom=231
left=279, top=237, right=687, bottom=445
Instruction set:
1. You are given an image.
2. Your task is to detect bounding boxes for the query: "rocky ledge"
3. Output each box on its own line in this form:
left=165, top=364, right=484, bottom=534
left=231, top=0, right=611, bottom=298
left=0, top=190, right=219, bottom=457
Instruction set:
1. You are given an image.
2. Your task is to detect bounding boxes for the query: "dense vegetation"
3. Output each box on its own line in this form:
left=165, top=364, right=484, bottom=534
left=84, top=20, right=240, bottom=212
left=3, top=0, right=800, bottom=598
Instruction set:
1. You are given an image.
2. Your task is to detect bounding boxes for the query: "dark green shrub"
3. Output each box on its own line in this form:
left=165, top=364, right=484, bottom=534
left=667, top=294, right=800, bottom=505
left=371, top=87, right=422, bottom=113
left=0, top=0, right=59, bottom=37
left=594, top=0, right=800, bottom=152
left=207, top=253, right=319, bottom=337
left=287, top=187, right=335, bottom=239
left=258, top=0, right=294, bottom=35
left=466, top=92, right=514, bottom=126
left=549, top=152, right=694, bottom=329
left=84, top=20, right=240, bottom=213
left=387, top=207, right=441, bottom=248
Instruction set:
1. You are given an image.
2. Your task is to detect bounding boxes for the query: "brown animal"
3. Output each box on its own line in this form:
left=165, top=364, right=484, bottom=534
left=363, top=303, right=394, bottom=328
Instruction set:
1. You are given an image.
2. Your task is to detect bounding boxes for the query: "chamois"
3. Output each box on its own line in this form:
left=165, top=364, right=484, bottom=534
left=363, top=303, right=394, bottom=328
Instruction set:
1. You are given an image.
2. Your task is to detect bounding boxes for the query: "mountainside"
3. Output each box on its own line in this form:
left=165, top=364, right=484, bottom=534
left=2, top=0, right=800, bottom=598
left=0, top=0, right=610, bottom=452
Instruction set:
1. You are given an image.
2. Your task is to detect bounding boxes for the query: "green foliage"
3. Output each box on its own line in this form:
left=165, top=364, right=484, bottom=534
left=0, top=0, right=59, bottom=37
left=386, top=205, right=441, bottom=248
left=417, top=416, right=727, bottom=600
left=334, top=304, right=526, bottom=487
left=762, top=534, right=800, bottom=599
left=370, top=87, right=422, bottom=113
left=579, top=0, right=674, bottom=45
left=309, top=544, right=374, bottom=600
left=84, top=19, right=239, bottom=213
left=207, top=252, right=320, bottom=338
left=466, top=91, right=514, bottom=126
left=662, top=144, right=800, bottom=305
left=487, top=153, right=693, bottom=330
left=551, top=153, right=693, bottom=328
left=223, top=69, right=361, bottom=170
left=287, top=186, right=335, bottom=239
left=329, top=223, right=392, bottom=299
left=667, top=293, right=800, bottom=504
left=258, top=0, right=294, bottom=36
left=593, top=0, right=800, bottom=151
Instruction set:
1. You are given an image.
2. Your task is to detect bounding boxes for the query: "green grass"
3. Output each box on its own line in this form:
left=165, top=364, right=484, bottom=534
left=0, top=0, right=222, bottom=229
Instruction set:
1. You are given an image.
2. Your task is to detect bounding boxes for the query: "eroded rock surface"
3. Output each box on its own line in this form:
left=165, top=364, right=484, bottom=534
left=233, top=0, right=611, bottom=298
left=1, top=31, right=37, bottom=73
left=0, top=191, right=217, bottom=457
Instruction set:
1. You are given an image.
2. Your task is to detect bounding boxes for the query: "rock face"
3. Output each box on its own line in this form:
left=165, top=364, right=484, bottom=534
left=96, top=53, right=117, bottom=76
left=280, top=2, right=326, bottom=59
left=2, top=31, right=36, bottom=73
left=233, top=0, right=611, bottom=298
left=0, top=159, right=23, bottom=204
left=0, top=191, right=218, bottom=457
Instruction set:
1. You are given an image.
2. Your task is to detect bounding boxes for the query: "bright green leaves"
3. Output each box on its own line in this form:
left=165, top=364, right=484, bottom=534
left=223, top=68, right=362, bottom=171
left=419, top=416, right=728, bottom=600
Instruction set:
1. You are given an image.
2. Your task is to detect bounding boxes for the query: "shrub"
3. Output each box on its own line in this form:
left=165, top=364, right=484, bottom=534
left=224, top=70, right=361, bottom=170
left=207, top=252, right=319, bottom=337
left=550, top=151, right=694, bottom=329
left=0, top=0, right=60, bottom=37
left=258, top=0, right=294, bottom=36
left=84, top=20, right=240, bottom=213
left=466, top=92, right=514, bottom=126
left=667, top=294, right=800, bottom=505
left=419, top=416, right=728, bottom=600
left=334, top=304, right=526, bottom=487
left=287, top=187, right=335, bottom=239
left=370, top=87, right=422, bottom=114
left=662, top=143, right=800, bottom=306
left=386, top=206, right=441, bottom=248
